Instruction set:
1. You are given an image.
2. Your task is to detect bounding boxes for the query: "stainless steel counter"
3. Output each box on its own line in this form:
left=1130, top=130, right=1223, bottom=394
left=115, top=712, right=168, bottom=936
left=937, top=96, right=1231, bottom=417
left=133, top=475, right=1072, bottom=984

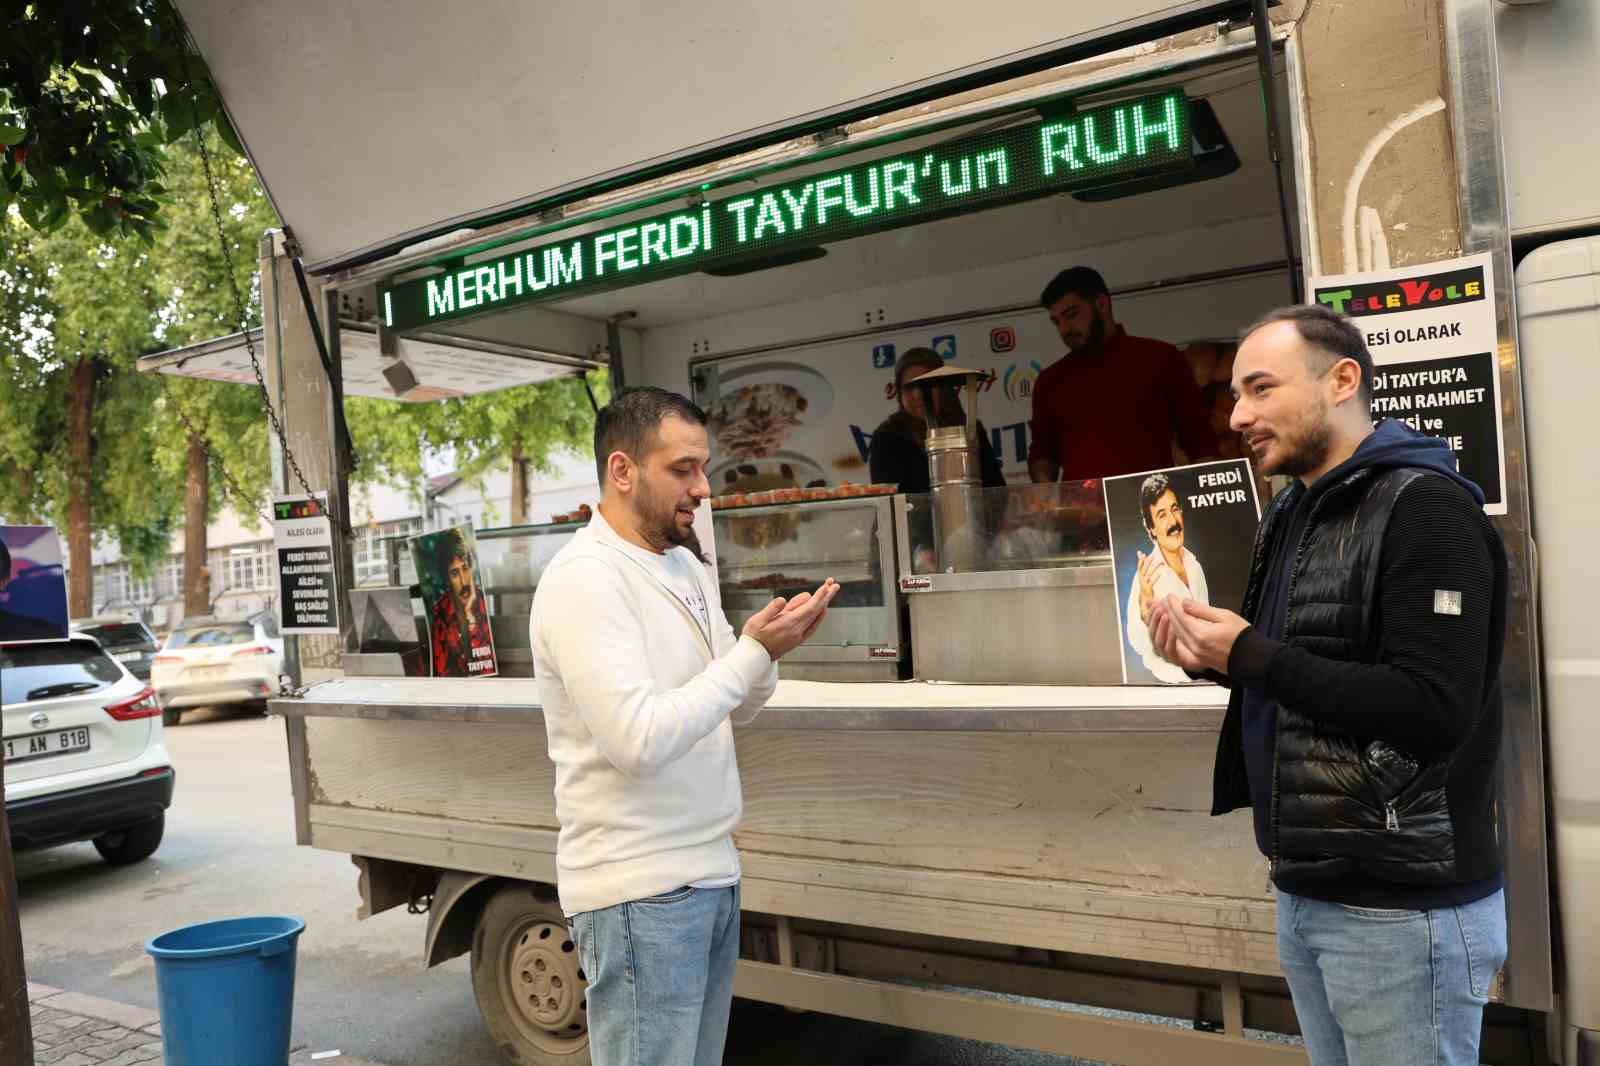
left=272, top=677, right=1226, bottom=732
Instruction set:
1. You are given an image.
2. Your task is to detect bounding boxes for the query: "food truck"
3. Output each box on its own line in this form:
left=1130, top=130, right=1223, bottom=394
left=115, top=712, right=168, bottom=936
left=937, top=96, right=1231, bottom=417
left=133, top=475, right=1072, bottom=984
left=141, top=1, right=1600, bottom=1062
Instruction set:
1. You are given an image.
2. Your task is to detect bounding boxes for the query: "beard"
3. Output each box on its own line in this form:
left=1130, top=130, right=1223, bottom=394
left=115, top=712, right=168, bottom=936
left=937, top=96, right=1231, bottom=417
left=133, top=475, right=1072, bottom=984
left=1265, top=399, right=1336, bottom=478
left=1066, top=314, right=1108, bottom=356
left=632, top=481, right=693, bottom=551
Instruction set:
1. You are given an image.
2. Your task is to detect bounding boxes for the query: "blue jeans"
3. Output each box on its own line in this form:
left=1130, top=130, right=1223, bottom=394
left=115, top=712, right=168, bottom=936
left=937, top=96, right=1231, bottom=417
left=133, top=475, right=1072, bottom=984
left=569, top=884, right=741, bottom=1066
left=1276, top=887, right=1507, bottom=1066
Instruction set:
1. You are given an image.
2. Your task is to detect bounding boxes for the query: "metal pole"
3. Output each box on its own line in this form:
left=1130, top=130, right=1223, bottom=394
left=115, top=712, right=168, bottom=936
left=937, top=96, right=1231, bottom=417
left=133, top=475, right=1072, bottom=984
left=263, top=230, right=303, bottom=691
left=1251, top=0, right=1302, bottom=303
left=605, top=313, right=636, bottom=390
left=1442, top=0, right=1553, bottom=1013
left=0, top=755, right=34, bottom=1064
left=322, top=283, right=359, bottom=661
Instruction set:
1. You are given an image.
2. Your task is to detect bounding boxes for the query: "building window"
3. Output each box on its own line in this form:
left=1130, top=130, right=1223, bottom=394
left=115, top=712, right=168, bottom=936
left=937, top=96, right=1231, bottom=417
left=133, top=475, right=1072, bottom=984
left=156, top=556, right=184, bottom=600
left=220, top=544, right=273, bottom=593
left=354, top=518, right=420, bottom=587
left=103, top=564, right=129, bottom=604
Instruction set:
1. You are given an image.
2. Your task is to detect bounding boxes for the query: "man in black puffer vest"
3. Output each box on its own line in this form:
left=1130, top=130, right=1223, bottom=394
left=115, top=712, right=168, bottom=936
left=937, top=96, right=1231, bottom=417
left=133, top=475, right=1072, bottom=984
left=1149, top=304, right=1508, bottom=1066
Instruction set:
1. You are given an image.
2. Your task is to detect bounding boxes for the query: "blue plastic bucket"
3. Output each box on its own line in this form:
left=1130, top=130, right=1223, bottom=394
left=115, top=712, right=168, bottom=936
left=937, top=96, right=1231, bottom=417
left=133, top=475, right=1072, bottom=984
left=146, top=915, right=306, bottom=1066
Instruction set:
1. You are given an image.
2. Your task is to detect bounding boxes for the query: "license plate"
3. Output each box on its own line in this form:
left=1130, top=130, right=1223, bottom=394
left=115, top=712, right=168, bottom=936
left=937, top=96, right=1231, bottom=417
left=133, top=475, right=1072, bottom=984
left=4, top=728, right=91, bottom=764
left=115, top=651, right=144, bottom=663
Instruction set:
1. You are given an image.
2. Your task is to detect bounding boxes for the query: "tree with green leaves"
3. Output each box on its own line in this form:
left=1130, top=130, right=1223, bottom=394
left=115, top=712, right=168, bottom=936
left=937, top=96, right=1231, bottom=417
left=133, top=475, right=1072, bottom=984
left=0, top=127, right=277, bottom=619
left=0, top=208, right=176, bottom=616
left=2, top=2, right=601, bottom=612
left=144, top=130, right=277, bottom=614
left=0, top=0, right=238, bottom=240
left=344, top=371, right=607, bottom=528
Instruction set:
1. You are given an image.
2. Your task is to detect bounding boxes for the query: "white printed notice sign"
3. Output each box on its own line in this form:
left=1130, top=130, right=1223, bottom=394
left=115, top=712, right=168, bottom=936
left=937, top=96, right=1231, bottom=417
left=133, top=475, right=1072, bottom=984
left=1309, top=252, right=1507, bottom=515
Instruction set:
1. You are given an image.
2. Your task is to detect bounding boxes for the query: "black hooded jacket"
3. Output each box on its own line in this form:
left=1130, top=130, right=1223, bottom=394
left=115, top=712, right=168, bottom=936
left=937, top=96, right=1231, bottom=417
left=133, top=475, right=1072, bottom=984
left=1213, top=420, right=1508, bottom=908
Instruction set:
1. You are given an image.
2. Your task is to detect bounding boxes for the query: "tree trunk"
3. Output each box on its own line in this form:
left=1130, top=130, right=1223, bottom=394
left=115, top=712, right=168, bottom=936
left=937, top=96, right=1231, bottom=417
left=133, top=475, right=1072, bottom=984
left=509, top=444, right=528, bottom=526
left=184, top=433, right=211, bottom=616
left=65, top=356, right=95, bottom=618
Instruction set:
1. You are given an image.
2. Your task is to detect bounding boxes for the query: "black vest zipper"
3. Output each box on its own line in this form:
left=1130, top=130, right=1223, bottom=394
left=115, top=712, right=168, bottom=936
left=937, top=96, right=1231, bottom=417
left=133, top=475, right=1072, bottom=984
left=1268, top=470, right=1372, bottom=866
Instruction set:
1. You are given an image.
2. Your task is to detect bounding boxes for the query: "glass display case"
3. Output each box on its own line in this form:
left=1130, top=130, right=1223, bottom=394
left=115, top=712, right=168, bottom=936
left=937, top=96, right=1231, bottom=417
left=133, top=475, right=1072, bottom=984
left=349, top=522, right=586, bottom=679
left=893, top=482, right=1122, bottom=685
left=472, top=523, right=587, bottom=677
left=713, top=495, right=904, bottom=681
left=897, top=480, right=1110, bottom=576
left=352, top=501, right=906, bottom=682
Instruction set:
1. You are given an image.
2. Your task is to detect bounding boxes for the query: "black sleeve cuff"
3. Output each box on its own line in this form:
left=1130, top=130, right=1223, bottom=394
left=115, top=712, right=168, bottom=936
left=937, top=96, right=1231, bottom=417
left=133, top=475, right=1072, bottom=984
left=1227, top=626, right=1281, bottom=684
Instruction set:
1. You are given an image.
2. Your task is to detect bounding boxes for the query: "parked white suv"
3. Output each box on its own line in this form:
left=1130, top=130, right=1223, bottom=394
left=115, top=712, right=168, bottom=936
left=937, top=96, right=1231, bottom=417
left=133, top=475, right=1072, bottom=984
left=151, top=613, right=285, bottom=726
left=2, top=635, right=174, bottom=864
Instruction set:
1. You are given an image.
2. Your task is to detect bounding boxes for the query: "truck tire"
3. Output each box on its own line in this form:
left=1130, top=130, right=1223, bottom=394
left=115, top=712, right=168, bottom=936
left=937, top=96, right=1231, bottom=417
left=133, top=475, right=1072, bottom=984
left=470, top=884, right=590, bottom=1066
left=93, top=813, right=164, bottom=865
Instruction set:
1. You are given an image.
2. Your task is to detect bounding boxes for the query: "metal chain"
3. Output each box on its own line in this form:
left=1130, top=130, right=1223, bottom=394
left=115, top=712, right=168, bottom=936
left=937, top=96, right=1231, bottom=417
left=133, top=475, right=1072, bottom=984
left=154, top=373, right=273, bottom=526
left=175, top=34, right=316, bottom=501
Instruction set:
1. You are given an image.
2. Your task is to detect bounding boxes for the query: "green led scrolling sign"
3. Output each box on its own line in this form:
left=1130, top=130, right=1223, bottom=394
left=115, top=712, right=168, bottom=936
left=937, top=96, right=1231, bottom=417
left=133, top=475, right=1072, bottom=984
left=380, top=90, right=1192, bottom=330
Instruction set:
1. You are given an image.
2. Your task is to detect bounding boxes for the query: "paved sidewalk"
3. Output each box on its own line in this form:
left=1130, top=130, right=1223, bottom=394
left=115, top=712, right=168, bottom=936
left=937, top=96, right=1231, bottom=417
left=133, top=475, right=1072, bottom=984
left=26, top=981, right=385, bottom=1065
left=27, top=982, right=162, bottom=1066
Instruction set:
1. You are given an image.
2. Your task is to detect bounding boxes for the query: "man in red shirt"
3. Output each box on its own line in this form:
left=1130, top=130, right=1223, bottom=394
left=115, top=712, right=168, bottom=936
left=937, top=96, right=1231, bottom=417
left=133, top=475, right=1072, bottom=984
left=1028, top=267, right=1218, bottom=483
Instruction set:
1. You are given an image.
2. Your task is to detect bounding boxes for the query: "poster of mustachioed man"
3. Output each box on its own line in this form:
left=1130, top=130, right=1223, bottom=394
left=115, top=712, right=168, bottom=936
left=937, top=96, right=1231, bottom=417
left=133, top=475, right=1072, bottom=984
left=1102, top=459, right=1261, bottom=684
left=411, top=525, right=498, bottom=678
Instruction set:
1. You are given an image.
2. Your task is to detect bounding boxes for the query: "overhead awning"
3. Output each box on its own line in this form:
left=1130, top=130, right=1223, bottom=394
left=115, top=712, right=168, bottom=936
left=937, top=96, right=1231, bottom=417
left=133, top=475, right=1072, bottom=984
left=176, top=0, right=1252, bottom=274
left=137, top=323, right=605, bottom=401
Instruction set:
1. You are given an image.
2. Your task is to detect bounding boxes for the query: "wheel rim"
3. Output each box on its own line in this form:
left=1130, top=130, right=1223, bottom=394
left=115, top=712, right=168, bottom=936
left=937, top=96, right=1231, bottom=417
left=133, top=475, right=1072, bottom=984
left=498, top=919, right=588, bottom=1053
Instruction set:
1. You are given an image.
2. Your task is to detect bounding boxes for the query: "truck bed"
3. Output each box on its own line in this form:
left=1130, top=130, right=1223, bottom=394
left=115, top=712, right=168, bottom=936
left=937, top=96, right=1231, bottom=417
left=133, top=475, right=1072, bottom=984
left=278, top=677, right=1280, bottom=977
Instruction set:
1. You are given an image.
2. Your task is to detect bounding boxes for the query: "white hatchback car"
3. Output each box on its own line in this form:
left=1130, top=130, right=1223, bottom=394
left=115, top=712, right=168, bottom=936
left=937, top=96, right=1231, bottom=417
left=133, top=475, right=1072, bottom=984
left=151, top=613, right=285, bottom=726
left=2, top=634, right=174, bottom=864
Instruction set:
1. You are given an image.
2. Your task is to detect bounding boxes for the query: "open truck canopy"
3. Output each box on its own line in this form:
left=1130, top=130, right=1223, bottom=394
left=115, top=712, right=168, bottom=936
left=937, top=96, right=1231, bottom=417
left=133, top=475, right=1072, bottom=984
left=175, top=0, right=1254, bottom=273
left=161, top=1, right=1582, bottom=1047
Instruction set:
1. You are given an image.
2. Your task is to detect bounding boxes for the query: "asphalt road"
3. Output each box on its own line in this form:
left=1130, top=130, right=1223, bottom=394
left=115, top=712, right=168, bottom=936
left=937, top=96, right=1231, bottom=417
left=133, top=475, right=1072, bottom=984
left=14, top=705, right=1101, bottom=1066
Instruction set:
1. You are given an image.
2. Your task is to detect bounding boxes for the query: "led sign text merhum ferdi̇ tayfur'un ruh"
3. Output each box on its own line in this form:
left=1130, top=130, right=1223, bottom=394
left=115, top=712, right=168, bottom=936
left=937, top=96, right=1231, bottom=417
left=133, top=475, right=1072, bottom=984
left=379, top=90, right=1193, bottom=330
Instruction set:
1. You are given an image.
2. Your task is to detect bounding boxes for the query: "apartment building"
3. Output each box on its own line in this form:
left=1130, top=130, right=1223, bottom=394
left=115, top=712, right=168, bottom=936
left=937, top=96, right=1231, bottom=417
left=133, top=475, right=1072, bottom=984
left=85, top=452, right=596, bottom=632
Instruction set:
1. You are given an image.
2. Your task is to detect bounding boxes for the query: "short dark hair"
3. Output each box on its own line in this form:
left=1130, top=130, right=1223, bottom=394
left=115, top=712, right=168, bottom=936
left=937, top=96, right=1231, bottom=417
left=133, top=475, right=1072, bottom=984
left=1040, top=266, right=1110, bottom=309
left=894, top=346, right=944, bottom=390
left=1240, top=303, right=1375, bottom=410
left=1139, top=473, right=1177, bottom=534
left=594, top=386, right=708, bottom=485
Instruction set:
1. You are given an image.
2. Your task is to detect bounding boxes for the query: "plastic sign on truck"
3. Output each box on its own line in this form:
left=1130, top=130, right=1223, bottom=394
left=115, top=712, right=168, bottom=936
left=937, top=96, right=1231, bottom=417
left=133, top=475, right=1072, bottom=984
left=1310, top=252, right=1508, bottom=515
left=379, top=90, right=1194, bottom=330
left=273, top=495, right=342, bottom=635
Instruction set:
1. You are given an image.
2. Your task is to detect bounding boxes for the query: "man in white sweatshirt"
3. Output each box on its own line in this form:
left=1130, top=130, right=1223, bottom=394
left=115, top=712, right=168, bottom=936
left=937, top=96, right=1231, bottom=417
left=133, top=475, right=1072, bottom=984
left=532, top=386, right=837, bottom=1066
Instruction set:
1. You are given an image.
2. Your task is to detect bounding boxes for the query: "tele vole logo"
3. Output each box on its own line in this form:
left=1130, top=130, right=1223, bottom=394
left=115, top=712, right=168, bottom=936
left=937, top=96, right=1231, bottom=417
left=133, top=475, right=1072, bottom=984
left=1314, top=266, right=1484, bottom=318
